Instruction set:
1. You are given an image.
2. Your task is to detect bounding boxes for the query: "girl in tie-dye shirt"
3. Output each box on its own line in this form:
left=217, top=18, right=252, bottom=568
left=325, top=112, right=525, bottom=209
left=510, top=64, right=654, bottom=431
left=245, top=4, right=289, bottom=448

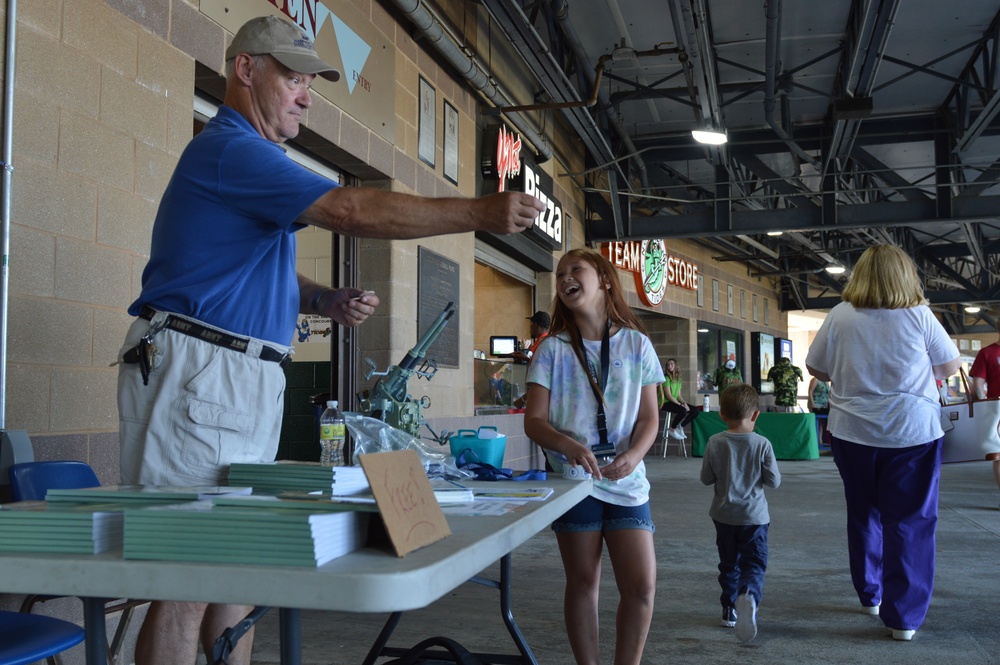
left=525, top=248, right=663, bottom=665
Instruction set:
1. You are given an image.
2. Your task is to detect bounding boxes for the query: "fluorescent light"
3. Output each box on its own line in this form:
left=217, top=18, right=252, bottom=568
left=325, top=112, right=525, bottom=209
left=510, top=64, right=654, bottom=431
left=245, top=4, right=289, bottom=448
left=697, top=328, right=709, bottom=333
left=824, top=264, right=846, bottom=275
left=692, top=129, right=728, bottom=145
left=965, top=305, right=981, bottom=313
left=766, top=231, right=783, bottom=236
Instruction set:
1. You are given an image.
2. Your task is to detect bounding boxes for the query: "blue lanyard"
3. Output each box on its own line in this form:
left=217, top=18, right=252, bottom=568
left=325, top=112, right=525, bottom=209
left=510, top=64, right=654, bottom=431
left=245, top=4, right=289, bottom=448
left=578, top=322, right=615, bottom=456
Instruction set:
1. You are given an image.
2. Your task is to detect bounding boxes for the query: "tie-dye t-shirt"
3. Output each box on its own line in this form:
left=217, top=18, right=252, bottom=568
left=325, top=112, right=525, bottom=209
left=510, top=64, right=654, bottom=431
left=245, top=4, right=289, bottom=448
left=527, top=327, right=665, bottom=506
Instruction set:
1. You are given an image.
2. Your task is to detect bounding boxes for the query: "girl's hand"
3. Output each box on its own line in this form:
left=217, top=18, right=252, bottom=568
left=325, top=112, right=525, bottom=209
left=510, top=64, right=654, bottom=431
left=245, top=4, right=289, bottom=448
left=566, top=442, right=604, bottom=481
left=600, top=449, right=638, bottom=481
left=681, top=402, right=689, bottom=411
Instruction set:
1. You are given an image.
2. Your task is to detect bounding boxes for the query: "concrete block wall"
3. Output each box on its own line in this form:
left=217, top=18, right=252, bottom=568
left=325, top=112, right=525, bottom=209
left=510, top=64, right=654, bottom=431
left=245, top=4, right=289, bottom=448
left=3, top=0, right=193, bottom=473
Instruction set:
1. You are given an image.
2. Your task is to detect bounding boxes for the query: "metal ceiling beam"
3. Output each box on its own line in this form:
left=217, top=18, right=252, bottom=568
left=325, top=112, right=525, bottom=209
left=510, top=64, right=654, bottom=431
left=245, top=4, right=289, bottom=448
left=785, top=289, right=989, bottom=311
left=825, top=0, right=901, bottom=165
left=585, top=195, right=1000, bottom=240
left=849, top=147, right=931, bottom=202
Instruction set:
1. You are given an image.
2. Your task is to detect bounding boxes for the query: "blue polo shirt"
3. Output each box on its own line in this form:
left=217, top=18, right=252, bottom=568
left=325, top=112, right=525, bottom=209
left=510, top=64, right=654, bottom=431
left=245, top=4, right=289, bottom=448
left=129, top=106, right=336, bottom=344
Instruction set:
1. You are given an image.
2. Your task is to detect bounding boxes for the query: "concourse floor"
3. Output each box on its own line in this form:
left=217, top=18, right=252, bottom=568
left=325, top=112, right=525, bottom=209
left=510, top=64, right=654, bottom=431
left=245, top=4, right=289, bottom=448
left=250, top=453, right=1000, bottom=665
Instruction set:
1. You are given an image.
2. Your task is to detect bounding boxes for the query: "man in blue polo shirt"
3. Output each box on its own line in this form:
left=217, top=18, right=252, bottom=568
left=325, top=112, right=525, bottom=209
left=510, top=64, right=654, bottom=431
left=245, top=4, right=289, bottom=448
left=117, top=15, right=544, bottom=665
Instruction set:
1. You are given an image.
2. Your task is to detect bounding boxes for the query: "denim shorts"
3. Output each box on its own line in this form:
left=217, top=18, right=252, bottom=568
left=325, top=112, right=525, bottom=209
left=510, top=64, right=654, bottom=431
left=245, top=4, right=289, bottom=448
left=552, top=495, right=655, bottom=533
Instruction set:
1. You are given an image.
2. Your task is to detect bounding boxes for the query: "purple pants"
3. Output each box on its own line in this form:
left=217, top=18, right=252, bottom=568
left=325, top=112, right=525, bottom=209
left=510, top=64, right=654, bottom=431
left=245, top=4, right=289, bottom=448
left=830, top=435, right=941, bottom=631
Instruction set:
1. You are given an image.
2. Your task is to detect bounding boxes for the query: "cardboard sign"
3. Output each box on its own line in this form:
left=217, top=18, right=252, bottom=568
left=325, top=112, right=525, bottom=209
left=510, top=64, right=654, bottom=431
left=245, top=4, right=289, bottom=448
left=359, top=450, right=451, bottom=557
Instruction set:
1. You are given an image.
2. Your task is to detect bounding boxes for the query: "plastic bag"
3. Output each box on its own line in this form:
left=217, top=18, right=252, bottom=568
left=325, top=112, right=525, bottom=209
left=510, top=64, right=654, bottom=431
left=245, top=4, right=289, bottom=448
left=345, top=412, right=472, bottom=480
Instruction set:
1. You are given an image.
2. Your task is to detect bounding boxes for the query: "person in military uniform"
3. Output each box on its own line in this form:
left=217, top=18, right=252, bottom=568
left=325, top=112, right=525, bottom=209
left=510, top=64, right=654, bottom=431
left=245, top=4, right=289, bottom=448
left=714, top=359, right=743, bottom=392
left=767, top=356, right=804, bottom=412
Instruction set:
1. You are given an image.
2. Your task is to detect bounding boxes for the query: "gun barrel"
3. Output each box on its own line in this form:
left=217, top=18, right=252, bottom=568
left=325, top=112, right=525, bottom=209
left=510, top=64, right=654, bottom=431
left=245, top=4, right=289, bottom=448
left=399, top=302, right=456, bottom=370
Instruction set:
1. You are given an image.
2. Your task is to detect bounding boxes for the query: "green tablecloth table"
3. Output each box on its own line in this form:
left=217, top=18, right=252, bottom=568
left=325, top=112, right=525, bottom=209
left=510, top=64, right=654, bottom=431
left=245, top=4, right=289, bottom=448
left=691, top=411, right=820, bottom=460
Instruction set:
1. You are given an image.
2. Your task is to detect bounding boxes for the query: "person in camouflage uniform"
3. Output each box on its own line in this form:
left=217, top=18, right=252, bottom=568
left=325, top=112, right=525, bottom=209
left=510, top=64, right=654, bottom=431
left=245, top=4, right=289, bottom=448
left=767, top=356, right=804, bottom=411
left=714, top=359, right=743, bottom=392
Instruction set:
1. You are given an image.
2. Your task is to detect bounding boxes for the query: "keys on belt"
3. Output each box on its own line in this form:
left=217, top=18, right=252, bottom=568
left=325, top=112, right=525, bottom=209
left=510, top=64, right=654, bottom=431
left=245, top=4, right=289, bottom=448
left=120, top=308, right=292, bottom=385
left=121, top=319, right=166, bottom=386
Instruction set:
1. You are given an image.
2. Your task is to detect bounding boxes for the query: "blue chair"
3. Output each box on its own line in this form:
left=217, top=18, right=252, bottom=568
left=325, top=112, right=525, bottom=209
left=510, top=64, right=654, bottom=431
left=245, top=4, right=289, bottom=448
left=8, top=461, right=147, bottom=665
left=0, top=610, right=84, bottom=665
left=8, top=460, right=100, bottom=501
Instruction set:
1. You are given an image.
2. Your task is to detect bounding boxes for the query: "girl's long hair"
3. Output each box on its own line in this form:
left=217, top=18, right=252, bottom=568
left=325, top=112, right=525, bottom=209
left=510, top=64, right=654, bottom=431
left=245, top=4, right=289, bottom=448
left=547, top=248, right=647, bottom=403
left=664, top=358, right=681, bottom=382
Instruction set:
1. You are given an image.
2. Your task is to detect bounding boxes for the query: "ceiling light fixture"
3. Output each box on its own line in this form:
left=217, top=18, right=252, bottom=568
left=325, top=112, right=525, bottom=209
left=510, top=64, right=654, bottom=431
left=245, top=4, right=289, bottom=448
left=824, top=264, right=846, bottom=275
left=766, top=231, right=783, bottom=236
left=692, top=129, right=728, bottom=145
left=697, top=328, right=709, bottom=333
left=964, top=305, right=981, bottom=313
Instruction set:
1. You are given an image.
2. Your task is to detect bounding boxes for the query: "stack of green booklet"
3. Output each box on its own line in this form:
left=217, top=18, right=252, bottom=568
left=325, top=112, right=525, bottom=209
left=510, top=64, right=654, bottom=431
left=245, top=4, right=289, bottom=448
left=123, top=497, right=369, bottom=566
left=0, top=501, right=125, bottom=554
left=227, top=462, right=370, bottom=495
left=45, top=485, right=252, bottom=507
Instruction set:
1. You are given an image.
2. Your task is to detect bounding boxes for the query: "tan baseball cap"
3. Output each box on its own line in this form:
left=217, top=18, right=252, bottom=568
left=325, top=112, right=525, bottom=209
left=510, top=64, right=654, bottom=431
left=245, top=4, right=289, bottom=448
left=226, top=16, right=341, bottom=82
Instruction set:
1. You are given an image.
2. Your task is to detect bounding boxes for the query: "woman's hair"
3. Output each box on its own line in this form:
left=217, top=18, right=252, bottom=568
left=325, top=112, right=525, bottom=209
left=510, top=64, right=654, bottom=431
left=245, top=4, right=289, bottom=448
left=548, top=248, right=647, bottom=402
left=664, top=358, right=681, bottom=381
left=719, top=383, right=759, bottom=421
left=841, top=244, right=928, bottom=309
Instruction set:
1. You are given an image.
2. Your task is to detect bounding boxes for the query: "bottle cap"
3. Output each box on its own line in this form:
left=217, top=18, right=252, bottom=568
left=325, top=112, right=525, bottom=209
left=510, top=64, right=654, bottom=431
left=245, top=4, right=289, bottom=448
left=327, top=400, right=337, bottom=408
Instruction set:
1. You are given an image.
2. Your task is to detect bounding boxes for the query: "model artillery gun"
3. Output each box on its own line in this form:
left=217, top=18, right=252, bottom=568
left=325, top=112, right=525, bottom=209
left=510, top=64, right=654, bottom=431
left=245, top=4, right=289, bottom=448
left=356, top=301, right=456, bottom=439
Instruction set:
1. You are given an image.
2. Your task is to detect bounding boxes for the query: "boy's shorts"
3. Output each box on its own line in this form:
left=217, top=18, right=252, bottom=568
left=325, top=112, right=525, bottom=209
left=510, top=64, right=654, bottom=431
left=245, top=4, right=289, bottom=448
left=552, top=495, right=655, bottom=533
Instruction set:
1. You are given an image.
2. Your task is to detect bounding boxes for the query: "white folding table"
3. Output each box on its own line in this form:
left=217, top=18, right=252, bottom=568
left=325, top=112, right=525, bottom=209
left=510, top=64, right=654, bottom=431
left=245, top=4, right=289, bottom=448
left=0, top=479, right=590, bottom=665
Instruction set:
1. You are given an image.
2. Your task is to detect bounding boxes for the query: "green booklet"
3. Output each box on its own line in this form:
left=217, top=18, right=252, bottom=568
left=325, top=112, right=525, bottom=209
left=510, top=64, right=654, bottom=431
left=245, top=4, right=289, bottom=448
left=0, top=501, right=125, bottom=554
left=122, top=499, right=369, bottom=567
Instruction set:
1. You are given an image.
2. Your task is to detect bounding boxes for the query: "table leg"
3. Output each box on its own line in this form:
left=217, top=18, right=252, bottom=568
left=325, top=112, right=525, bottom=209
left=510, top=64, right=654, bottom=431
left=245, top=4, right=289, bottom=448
left=82, top=597, right=109, bottom=665
left=497, top=554, right=538, bottom=665
left=361, top=612, right=403, bottom=665
left=279, top=608, right=302, bottom=665
left=360, top=554, right=539, bottom=665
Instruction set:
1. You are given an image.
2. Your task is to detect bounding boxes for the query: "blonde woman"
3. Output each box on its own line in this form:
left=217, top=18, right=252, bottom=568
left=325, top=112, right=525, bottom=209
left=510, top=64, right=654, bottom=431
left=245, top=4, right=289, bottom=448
left=805, top=245, right=960, bottom=642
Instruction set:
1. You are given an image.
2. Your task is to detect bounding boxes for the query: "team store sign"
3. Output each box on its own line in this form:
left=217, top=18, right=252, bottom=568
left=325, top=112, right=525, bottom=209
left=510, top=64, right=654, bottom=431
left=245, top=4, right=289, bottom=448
left=602, top=241, right=699, bottom=307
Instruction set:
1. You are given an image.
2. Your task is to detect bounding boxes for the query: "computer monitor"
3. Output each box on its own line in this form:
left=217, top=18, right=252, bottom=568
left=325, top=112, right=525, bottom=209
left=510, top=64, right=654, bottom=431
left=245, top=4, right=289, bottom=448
left=489, top=336, right=519, bottom=356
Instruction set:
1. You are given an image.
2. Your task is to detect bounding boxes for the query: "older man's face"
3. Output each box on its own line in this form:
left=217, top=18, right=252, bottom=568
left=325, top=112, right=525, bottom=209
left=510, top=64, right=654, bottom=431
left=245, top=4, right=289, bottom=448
left=250, top=56, right=315, bottom=143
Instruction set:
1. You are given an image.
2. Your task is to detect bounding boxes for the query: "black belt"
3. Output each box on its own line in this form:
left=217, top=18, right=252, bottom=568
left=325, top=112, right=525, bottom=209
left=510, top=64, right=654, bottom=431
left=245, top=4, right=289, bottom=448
left=139, top=306, right=292, bottom=367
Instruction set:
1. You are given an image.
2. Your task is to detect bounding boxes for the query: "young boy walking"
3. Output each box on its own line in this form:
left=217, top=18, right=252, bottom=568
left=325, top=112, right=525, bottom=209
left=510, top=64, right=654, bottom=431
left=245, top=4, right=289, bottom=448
left=700, top=384, right=782, bottom=643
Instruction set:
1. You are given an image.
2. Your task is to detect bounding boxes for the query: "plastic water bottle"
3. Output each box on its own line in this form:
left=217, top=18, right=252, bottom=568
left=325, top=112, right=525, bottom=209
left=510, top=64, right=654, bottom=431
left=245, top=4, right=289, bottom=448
left=319, top=400, right=346, bottom=466
left=703, top=395, right=711, bottom=412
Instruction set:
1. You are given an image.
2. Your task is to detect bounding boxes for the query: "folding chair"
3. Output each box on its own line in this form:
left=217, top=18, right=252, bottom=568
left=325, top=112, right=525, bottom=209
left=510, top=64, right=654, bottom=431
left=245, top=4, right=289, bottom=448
left=8, top=461, right=148, bottom=665
left=0, top=610, right=84, bottom=665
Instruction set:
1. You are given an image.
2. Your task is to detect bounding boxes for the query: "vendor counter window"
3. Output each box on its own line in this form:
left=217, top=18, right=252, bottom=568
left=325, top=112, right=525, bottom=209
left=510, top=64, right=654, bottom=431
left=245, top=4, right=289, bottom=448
left=474, top=359, right=527, bottom=415
left=697, top=325, right=744, bottom=392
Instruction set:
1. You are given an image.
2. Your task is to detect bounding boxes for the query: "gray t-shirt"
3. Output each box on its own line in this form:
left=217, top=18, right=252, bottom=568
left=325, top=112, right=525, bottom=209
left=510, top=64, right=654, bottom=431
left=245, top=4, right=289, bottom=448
left=700, top=431, right=781, bottom=526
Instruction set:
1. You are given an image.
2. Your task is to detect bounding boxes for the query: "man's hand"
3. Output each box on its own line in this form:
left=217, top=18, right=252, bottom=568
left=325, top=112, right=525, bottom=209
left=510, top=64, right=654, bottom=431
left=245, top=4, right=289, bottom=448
left=476, top=192, right=546, bottom=235
left=319, top=288, right=379, bottom=327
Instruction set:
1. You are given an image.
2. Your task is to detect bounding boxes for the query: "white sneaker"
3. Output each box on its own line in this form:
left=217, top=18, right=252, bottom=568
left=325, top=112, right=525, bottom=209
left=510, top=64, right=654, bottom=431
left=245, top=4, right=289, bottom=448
left=861, top=604, right=880, bottom=615
left=734, top=593, right=757, bottom=643
left=892, top=629, right=915, bottom=641
left=678, top=427, right=687, bottom=439
left=669, top=428, right=684, bottom=440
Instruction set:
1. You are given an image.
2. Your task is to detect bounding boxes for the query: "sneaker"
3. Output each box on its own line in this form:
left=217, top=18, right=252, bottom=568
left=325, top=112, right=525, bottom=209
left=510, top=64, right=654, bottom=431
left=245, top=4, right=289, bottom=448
left=734, top=593, right=757, bottom=643
left=892, top=629, right=915, bottom=641
left=861, top=604, right=880, bottom=615
left=677, top=427, right=687, bottom=439
left=669, top=428, right=684, bottom=440
left=720, top=606, right=737, bottom=627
